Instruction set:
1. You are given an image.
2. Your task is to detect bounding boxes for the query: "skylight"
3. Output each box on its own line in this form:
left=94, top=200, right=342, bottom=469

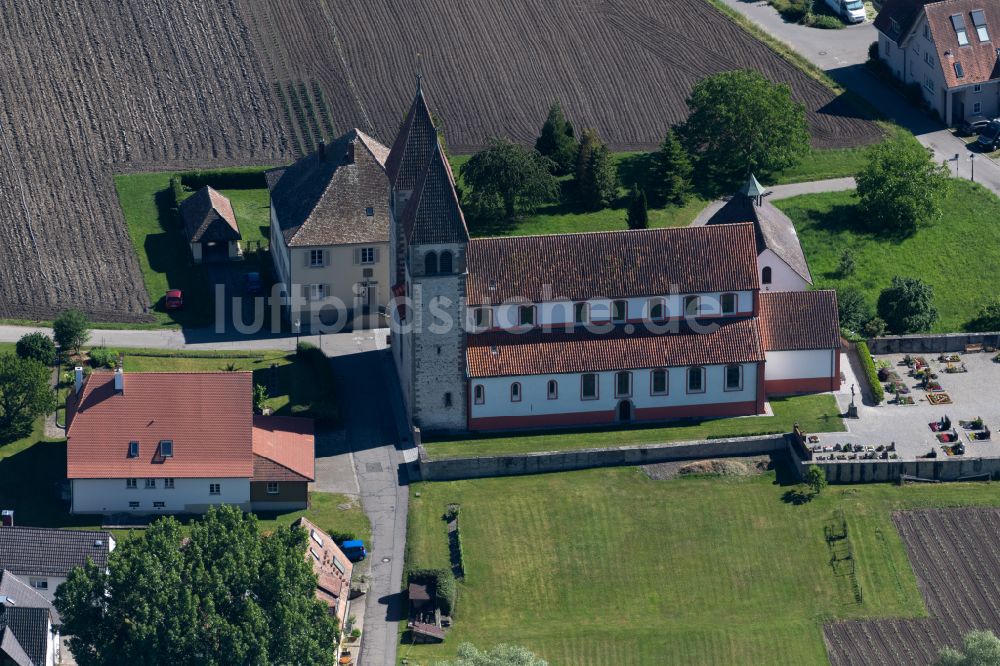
left=953, top=14, right=970, bottom=45
left=972, top=10, right=990, bottom=41
left=955, top=61, right=965, bottom=78
left=311, top=529, right=323, bottom=547
left=128, top=441, right=139, bottom=458
left=159, top=440, right=173, bottom=457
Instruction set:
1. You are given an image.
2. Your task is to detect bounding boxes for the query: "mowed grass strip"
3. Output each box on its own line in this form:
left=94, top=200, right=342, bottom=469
left=423, top=393, right=843, bottom=459
left=401, top=468, right=1000, bottom=665
left=776, top=180, right=1000, bottom=332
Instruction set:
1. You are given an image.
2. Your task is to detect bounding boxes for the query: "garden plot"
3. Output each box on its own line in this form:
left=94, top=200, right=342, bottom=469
left=825, top=508, right=1000, bottom=666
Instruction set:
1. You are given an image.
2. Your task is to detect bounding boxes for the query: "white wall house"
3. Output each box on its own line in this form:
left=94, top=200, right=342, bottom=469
left=759, top=248, right=810, bottom=293
left=70, top=477, right=251, bottom=514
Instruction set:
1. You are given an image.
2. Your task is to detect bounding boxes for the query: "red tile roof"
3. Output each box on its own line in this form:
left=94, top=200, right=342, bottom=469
left=926, top=1, right=1000, bottom=87
left=759, top=290, right=842, bottom=351
left=179, top=186, right=241, bottom=243
left=466, top=318, right=765, bottom=378
left=251, top=416, right=315, bottom=482
left=295, top=518, right=353, bottom=628
left=67, top=372, right=254, bottom=479
left=466, top=224, right=759, bottom=305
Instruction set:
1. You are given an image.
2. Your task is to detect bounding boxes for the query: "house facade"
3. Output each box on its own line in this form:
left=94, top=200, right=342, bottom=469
left=0, top=525, right=114, bottom=604
left=386, top=86, right=842, bottom=434
left=66, top=370, right=314, bottom=514
left=268, top=129, right=391, bottom=330
left=875, top=0, right=1000, bottom=125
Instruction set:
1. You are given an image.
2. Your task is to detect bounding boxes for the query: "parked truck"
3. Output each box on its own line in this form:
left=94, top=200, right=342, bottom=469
left=826, top=0, right=866, bottom=23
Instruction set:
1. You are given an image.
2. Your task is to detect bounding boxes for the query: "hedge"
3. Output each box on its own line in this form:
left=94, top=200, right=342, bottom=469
left=858, top=341, right=884, bottom=404
left=293, top=342, right=340, bottom=421
left=408, top=568, right=457, bottom=616
left=179, top=167, right=269, bottom=191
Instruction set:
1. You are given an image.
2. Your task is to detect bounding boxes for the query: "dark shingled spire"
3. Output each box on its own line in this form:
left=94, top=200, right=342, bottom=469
left=385, top=86, right=437, bottom=193
left=400, top=140, right=469, bottom=246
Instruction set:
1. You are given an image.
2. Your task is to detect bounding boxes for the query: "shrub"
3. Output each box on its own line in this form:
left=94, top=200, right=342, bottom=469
left=179, top=168, right=267, bottom=190
left=53, top=309, right=90, bottom=355
left=805, top=465, right=828, bottom=495
left=877, top=276, right=938, bottom=334
left=867, top=41, right=879, bottom=63
left=326, top=530, right=357, bottom=545
left=408, top=568, right=457, bottom=616
left=858, top=341, right=884, bottom=404
left=87, top=347, right=118, bottom=369
left=809, top=14, right=844, bottom=29
left=966, top=299, right=1000, bottom=332
left=169, top=176, right=186, bottom=213
left=16, top=332, right=57, bottom=366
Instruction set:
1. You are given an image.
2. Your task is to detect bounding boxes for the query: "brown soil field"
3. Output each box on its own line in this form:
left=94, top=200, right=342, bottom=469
left=241, top=0, right=882, bottom=153
left=825, top=508, right=1000, bottom=665
left=0, top=0, right=288, bottom=322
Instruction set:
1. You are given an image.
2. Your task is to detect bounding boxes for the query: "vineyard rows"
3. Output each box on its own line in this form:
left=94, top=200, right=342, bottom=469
left=825, top=509, right=1000, bottom=665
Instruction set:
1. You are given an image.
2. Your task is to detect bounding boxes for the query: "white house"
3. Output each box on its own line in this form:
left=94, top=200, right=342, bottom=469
left=66, top=370, right=314, bottom=514
left=0, top=570, right=59, bottom=666
left=267, top=129, right=391, bottom=330
left=875, top=0, right=1000, bottom=125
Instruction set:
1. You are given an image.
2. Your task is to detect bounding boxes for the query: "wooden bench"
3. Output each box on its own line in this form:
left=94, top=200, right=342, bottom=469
left=965, top=343, right=983, bottom=353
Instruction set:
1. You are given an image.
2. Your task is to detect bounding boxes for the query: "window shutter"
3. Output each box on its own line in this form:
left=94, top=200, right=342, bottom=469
left=353, top=248, right=361, bottom=265
left=324, top=249, right=330, bottom=266
left=324, top=284, right=331, bottom=298
left=303, top=251, right=309, bottom=267
left=373, top=247, right=380, bottom=263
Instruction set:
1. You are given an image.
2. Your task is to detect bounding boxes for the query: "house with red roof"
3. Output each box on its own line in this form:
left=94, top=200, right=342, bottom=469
left=66, top=370, right=315, bottom=514
left=875, top=0, right=1000, bottom=124
left=294, top=518, right=354, bottom=637
left=386, top=84, right=843, bottom=433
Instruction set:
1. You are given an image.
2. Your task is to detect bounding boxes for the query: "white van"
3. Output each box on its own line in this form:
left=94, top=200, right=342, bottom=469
left=826, top=0, right=866, bottom=23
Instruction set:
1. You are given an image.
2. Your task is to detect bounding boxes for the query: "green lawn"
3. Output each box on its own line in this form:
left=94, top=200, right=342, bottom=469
left=776, top=180, right=1000, bottom=332
left=114, top=168, right=272, bottom=328
left=423, top=393, right=843, bottom=459
left=401, top=468, right=1000, bottom=665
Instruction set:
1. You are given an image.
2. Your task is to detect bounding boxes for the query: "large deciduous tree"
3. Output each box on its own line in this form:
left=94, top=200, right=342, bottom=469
left=0, top=353, right=55, bottom=442
left=15, top=332, right=57, bottom=366
left=534, top=102, right=577, bottom=175
left=53, top=308, right=91, bottom=355
left=936, top=630, right=1000, bottom=666
left=435, top=643, right=549, bottom=666
left=575, top=128, right=618, bottom=211
left=837, top=286, right=873, bottom=333
left=877, top=276, right=938, bottom=334
left=55, top=506, right=336, bottom=666
left=856, top=137, right=950, bottom=236
left=677, top=69, right=809, bottom=191
left=460, top=139, right=559, bottom=220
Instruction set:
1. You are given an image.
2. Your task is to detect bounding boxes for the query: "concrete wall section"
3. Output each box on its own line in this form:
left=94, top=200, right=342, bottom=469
left=71, top=477, right=250, bottom=514
left=806, top=457, right=1000, bottom=483
left=868, top=331, right=1000, bottom=354
left=418, top=434, right=788, bottom=481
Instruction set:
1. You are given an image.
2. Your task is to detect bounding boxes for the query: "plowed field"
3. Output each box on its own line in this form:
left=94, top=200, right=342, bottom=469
left=825, top=508, right=1000, bottom=665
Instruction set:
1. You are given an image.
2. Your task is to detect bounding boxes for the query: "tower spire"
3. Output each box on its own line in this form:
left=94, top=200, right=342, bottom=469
left=415, top=53, right=423, bottom=94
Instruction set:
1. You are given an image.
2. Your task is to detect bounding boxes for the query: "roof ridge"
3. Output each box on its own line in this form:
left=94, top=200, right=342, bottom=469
left=470, top=222, right=755, bottom=242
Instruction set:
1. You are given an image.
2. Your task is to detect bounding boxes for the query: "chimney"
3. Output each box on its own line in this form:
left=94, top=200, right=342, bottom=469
left=345, top=141, right=355, bottom=164
left=74, top=367, right=84, bottom=394
left=1, top=509, right=13, bottom=527
left=114, top=367, right=124, bottom=393
left=318, top=139, right=326, bottom=160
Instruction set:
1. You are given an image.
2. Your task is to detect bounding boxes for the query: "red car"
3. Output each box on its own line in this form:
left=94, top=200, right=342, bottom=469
left=165, top=289, right=183, bottom=310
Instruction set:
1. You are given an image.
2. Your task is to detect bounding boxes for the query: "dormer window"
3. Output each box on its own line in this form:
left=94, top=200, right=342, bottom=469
left=365, top=206, right=375, bottom=217
left=721, top=293, right=737, bottom=315
left=518, top=305, right=535, bottom=327
left=128, top=441, right=139, bottom=458
left=683, top=295, right=701, bottom=316
left=160, top=440, right=173, bottom=458
left=574, top=302, right=590, bottom=324
left=648, top=298, right=665, bottom=321
left=953, top=14, right=970, bottom=45
left=612, top=300, right=627, bottom=323
left=972, top=10, right=989, bottom=41
left=472, top=306, right=492, bottom=330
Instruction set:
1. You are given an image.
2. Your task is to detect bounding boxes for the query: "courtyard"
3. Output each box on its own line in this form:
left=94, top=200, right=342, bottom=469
left=808, top=350, right=1000, bottom=462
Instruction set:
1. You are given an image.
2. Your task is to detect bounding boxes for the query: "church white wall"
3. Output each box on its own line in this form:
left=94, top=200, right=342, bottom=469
left=758, top=249, right=809, bottom=293
left=764, top=349, right=837, bottom=381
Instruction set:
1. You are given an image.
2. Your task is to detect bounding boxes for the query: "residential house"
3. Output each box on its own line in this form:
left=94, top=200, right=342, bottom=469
left=0, top=524, right=114, bottom=604
left=875, top=0, right=1000, bottom=124
left=386, top=85, right=842, bottom=433
left=0, top=570, right=58, bottom=666
left=294, top=518, right=354, bottom=638
left=267, top=129, right=391, bottom=330
left=179, top=186, right=242, bottom=263
left=705, top=174, right=813, bottom=292
left=66, top=369, right=314, bottom=514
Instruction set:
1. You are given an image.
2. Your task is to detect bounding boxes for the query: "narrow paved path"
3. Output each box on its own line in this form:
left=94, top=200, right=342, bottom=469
left=690, top=176, right=856, bottom=226
left=718, top=0, right=1000, bottom=195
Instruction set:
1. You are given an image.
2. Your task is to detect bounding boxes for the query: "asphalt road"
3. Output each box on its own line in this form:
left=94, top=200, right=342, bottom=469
left=720, top=0, right=1000, bottom=194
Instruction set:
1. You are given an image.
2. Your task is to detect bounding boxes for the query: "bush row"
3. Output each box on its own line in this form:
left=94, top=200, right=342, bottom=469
left=407, top=568, right=457, bottom=616
left=858, top=341, right=884, bottom=404
left=445, top=504, right=466, bottom=580
left=180, top=167, right=269, bottom=191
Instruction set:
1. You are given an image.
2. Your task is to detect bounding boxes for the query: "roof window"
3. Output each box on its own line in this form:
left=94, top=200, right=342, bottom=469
left=953, top=14, right=970, bottom=45
left=972, top=10, right=990, bottom=41
left=159, top=440, right=173, bottom=458
left=955, top=61, right=965, bottom=78
left=128, top=441, right=139, bottom=458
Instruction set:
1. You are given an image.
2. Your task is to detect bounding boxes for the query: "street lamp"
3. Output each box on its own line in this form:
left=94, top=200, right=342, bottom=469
left=970, top=153, right=976, bottom=182
left=294, top=319, right=301, bottom=348
left=952, top=153, right=960, bottom=177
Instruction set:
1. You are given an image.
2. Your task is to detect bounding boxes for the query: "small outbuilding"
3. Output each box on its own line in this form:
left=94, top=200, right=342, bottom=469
left=179, top=186, right=242, bottom=263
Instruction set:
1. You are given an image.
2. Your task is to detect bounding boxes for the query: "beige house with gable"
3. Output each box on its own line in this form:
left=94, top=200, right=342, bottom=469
left=267, top=129, right=391, bottom=330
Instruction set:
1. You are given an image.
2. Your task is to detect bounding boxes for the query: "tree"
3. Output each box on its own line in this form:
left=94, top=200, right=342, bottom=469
left=435, top=642, right=549, bottom=666
left=626, top=184, right=649, bottom=230
left=862, top=316, right=888, bottom=339
left=53, top=308, right=90, bottom=355
left=55, top=506, right=336, bottom=666
left=652, top=128, right=693, bottom=205
left=838, top=248, right=856, bottom=277
left=0, top=353, right=56, bottom=442
left=459, top=139, right=559, bottom=220
left=936, top=630, right=1000, bottom=666
left=253, top=384, right=269, bottom=413
left=805, top=465, right=828, bottom=496
left=677, top=70, right=809, bottom=190
left=15, top=332, right=57, bottom=366
left=575, top=129, right=618, bottom=210
left=967, top=299, right=1000, bottom=333
left=534, top=102, right=577, bottom=175
left=856, top=137, right=950, bottom=236
left=877, top=276, right=938, bottom=334
left=837, top=286, right=873, bottom=333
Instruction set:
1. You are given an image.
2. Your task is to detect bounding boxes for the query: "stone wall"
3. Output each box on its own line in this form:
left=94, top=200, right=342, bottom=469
left=802, top=457, right=1000, bottom=483
left=868, top=332, right=1000, bottom=355
left=417, top=434, right=788, bottom=481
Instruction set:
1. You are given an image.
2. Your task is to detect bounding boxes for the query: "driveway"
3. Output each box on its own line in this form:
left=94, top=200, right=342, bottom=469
left=719, top=0, right=1000, bottom=194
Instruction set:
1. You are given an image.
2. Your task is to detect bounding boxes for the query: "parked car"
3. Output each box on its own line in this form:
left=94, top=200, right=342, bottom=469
left=825, top=0, right=865, bottom=23
left=341, top=540, right=367, bottom=562
left=164, top=289, right=183, bottom=310
left=959, top=115, right=990, bottom=137
left=977, top=120, right=1000, bottom=150
left=244, top=271, right=263, bottom=295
